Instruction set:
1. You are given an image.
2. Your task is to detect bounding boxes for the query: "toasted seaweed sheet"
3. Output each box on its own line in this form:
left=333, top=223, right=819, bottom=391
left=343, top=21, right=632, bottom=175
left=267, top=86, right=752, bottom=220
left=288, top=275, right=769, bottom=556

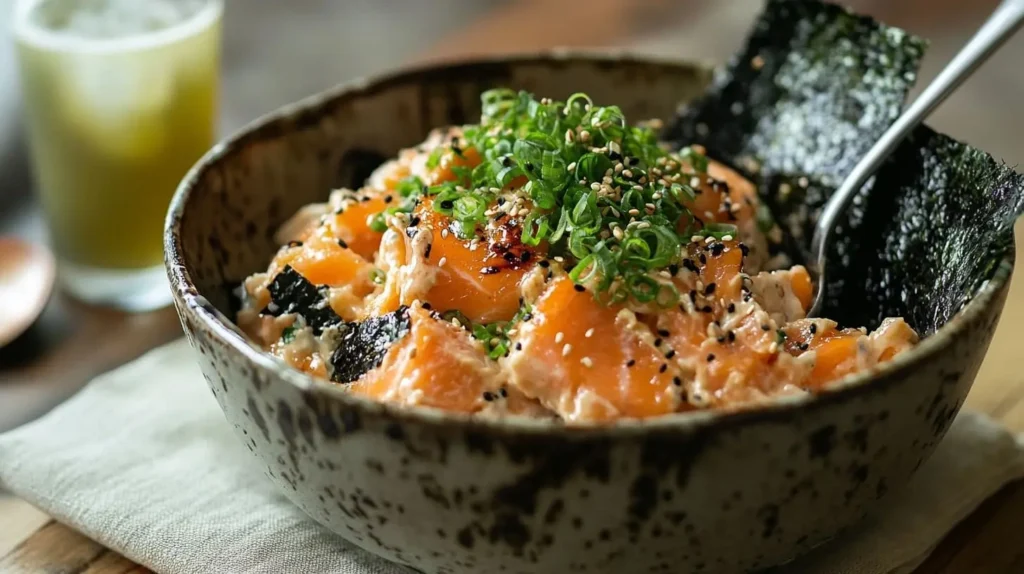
left=826, top=127, right=1024, bottom=334
left=264, top=265, right=342, bottom=335
left=665, top=0, right=1024, bottom=335
left=330, top=306, right=411, bottom=383
left=664, top=0, right=926, bottom=254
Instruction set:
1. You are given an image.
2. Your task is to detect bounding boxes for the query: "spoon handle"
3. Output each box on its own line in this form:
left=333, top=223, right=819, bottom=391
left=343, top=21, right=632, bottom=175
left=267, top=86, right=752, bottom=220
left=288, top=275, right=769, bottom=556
left=809, top=0, right=1024, bottom=316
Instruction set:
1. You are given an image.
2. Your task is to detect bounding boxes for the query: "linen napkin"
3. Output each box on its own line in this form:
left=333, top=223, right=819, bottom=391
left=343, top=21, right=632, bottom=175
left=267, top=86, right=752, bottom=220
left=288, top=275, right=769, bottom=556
left=1, top=340, right=1023, bottom=574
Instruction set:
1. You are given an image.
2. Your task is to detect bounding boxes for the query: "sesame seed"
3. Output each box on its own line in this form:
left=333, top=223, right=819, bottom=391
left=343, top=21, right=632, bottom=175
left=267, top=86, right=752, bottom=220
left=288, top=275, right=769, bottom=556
left=769, top=342, right=779, bottom=354
left=722, top=235, right=734, bottom=242
left=585, top=328, right=595, bottom=338
left=626, top=359, right=636, bottom=367
left=441, top=228, right=450, bottom=239
left=809, top=324, right=817, bottom=334
left=628, top=208, right=640, bottom=216
left=581, top=357, right=594, bottom=368
left=573, top=284, right=586, bottom=292
left=438, top=257, right=447, bottom=267
left=515, top=342, right=523, bottom=351
left=706, top=354, right=715, bottom=362
left=659, top=364, right=668, bottom=373
left=555, top=332, right=564, bottom=343
left=483, top=392, right=494, bottom=402
left=665, top=349, right=676, bottom=359
left=562, top=344, right=573, bottom=357
left=727, top=303, right=736, bottom=313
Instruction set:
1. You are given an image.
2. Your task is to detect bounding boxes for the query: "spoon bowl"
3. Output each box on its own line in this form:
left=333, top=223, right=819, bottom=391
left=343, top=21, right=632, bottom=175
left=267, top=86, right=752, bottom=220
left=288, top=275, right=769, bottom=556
left=0, top=237, right=55, bottom=347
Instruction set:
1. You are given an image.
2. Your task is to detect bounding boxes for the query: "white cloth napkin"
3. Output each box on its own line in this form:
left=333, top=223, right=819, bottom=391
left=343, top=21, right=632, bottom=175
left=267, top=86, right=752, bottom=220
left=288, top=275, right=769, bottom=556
left=1, top=340, right=1023, bottom=574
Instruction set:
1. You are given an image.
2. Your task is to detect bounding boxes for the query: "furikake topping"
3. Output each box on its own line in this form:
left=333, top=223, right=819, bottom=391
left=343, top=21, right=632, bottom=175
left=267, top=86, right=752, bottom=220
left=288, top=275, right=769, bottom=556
left=411, top=89, right=732, bottom=308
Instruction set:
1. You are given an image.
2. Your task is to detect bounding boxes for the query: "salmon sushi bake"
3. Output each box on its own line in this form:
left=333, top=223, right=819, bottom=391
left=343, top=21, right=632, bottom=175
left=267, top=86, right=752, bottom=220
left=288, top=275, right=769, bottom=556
left=237, top=90, right=918, bottom=423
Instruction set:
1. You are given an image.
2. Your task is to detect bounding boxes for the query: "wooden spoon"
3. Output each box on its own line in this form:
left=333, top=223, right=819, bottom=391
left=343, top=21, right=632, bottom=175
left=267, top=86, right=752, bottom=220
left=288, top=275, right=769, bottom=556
left=0, top=237, right=55, bottom=347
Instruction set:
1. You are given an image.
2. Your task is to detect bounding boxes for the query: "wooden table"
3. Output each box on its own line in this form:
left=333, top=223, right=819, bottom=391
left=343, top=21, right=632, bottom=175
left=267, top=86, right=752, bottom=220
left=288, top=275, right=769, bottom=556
left=3, top=0, right=1024, bottom=572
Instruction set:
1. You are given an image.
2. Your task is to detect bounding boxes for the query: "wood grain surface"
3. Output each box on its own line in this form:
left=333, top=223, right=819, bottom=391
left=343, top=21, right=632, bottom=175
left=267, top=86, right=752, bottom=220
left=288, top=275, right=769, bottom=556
left=2, top=0, right=1023, bottom=572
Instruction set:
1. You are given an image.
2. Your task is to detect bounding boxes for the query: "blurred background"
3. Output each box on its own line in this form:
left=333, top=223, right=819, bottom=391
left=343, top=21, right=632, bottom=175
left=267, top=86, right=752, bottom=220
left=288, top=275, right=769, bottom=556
left=0, top=0, right=1020, bottom=429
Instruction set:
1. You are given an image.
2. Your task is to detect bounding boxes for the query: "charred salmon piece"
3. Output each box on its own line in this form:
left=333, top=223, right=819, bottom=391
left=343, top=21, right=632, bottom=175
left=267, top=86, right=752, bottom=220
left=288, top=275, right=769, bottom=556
left=344, top=306, right=545, bottom=415
left=415, top=197, right=544, bottom=324
left=505, top=277, right=687, bottom=422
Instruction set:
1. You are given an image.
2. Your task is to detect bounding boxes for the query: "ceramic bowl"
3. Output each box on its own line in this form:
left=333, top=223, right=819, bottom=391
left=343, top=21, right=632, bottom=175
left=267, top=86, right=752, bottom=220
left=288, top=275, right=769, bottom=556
left=165, top=53, right=1013, bottom=574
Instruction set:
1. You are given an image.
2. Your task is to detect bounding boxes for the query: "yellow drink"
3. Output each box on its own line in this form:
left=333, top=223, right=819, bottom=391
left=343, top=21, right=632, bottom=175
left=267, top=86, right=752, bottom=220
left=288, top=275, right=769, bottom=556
left=14, top=0, right=221, bottom=309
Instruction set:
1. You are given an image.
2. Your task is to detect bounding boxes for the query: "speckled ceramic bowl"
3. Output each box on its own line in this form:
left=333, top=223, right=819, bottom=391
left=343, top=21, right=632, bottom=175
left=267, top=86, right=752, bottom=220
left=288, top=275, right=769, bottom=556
left=165, top=54, right=1013, bottom=574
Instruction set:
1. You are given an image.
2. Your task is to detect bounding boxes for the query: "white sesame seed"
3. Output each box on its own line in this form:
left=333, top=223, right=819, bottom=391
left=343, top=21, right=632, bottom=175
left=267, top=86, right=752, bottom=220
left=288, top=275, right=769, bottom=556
left=612, top=227, right=624, bottom=240
left=554, top=256, right=565, bottom=262
left=555, top=332, right=564, bottom=343
left=590, top=183, right=601, bottom=191
left=579, top=130, right=591, bottom=142
left=722, top=235, right=734, bottom=242
left=637, top=222, right=651, bottom=229
left=585, top=328, right=595, bottom=338
left=438, top=257, right=448, bottom=267
left=705, top=236, right=715, bottom=244
left=769, top=342, right=779, bottom=354
left=567, top=162, right=577, bottom=171
left=628, top=208, right=640, bottom=216
left=691, top=235, right=703, bottom=242
left=622, top=169, right=633, bottom=178
left=581, top=357, right=594, bottom=367
left=562, top=344, right=573, bottom=357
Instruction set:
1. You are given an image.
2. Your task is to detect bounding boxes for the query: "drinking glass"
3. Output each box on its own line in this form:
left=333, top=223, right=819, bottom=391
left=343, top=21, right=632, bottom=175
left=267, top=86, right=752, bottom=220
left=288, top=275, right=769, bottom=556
left=13, top=0, right=221, bottom=310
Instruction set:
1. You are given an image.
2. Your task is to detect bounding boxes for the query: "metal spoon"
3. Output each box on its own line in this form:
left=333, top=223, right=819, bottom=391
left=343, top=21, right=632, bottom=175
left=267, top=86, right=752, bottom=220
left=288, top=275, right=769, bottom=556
left=808, top=0, right=1024, bottom=318
left=0, top=237, right=55, bottom=347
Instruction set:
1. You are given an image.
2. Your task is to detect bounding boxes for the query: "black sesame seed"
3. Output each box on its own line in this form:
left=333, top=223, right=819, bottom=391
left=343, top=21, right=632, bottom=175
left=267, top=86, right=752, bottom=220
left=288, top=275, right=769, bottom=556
left=702, top=305, right=714, bottom=313
left=497, top=197, right=506, bottom=205
left=698, top=253, right=707, bottom=265
left=439, top=199, right=454, bottom=210
left=717, top=336, right=725, bottom=344
left=609, top=150, right=622, bottom=161
left=384, top=195, right=394, bottom=204
left=422, top=302, right=433, bottom=310
left=515, top=342, right=523, bottom=351
left=573, top=284, right=585, bottom=292
left=704, top=282, right=717, bottom=295
left=520, top=251, right=532, bottom=263
left=727, top=331, right=736, bottom=343
left=501, top=157, right=511, bottom=167
left=668, top=263, right=680, bottom=276
left=682, top=259, right=699, bottom=272
left=665, top=349, right=676, bottom=359
left=798, top=342, right=810, bottom=351
left=500, top=388, right=508, bottom=398
left=762, top=325, right=771, bottom=331
left=539, top=259, right=550, bottom=268
left=673, top=376, right=682, bottom=386
left=626, top=359, right=636, bottom=367
left=653, top=338, right=663, bottom=347
left=409, top=216, right=421, bottom=227
left=503, top=252, right=517, bottom=263
left=658, top=329, right=670, bottom=337
left=361, top=196, right=372, bottom=202
left=423, top=243, right=432, bottom=259
left=482, top=392, right=494, bottom=402
left=727, top=303, right=736, bottom=313
left=809, top=324, right=817, bottom=334
left=659, top=364, right=668, bottom=373
left=710, top=243, right=725, bottom=256
left=706, top=354, right=715, bottom=362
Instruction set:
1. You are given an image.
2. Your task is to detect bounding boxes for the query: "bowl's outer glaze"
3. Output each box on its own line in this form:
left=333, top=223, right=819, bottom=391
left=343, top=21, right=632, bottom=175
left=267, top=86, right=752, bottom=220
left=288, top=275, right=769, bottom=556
left=166, top=54, right=1012, bottom=574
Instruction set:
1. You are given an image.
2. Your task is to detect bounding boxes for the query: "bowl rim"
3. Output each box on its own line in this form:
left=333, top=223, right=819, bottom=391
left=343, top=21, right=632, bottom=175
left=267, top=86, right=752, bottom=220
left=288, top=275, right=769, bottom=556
left=165, top=49, right=1015, bottom=438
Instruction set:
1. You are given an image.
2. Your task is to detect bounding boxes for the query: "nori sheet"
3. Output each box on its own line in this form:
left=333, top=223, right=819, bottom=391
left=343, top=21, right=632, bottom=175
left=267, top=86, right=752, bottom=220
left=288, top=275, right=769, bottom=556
left=663, top=0, right=926, bottom=254
left=826, top=127, right=1024, bottom=334
left=265, top=265, right=342, bottom=335
left=330, top=306, right=411, bottom=383
left=664, top=0, right=1024, bottom=335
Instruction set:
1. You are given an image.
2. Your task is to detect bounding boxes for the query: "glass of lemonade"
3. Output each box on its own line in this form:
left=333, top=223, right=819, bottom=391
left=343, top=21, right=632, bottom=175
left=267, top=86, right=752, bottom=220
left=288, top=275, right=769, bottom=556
left=13, top=0, right=221, bottom=311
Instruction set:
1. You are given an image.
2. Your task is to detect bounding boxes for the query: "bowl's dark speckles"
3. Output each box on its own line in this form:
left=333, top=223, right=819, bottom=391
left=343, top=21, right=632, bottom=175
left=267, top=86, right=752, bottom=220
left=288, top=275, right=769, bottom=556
left=166, top=53, right=1014, bottom=574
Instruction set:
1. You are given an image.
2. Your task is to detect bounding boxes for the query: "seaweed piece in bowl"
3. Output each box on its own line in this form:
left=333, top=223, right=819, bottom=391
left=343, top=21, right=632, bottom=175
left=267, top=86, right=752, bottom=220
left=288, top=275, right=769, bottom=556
left=664, top=0, right=1024, bottom=334
left=827, top=127, right=1024, bottom=334
left=663, top=0, right=927, bottom=257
